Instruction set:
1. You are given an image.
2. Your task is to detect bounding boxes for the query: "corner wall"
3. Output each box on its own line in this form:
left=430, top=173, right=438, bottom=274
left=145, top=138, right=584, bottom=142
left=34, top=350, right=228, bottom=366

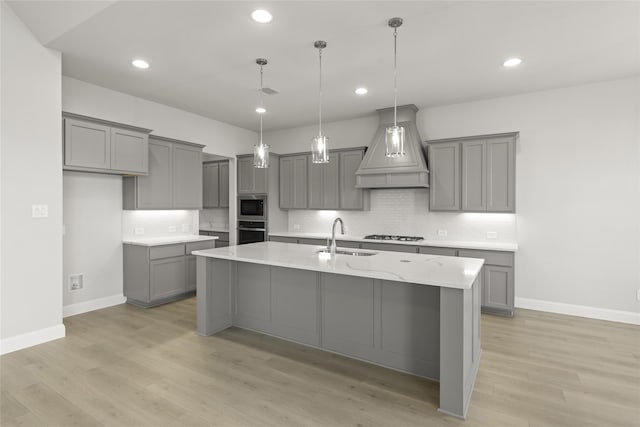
left=1, top=2, right=64, bottom=353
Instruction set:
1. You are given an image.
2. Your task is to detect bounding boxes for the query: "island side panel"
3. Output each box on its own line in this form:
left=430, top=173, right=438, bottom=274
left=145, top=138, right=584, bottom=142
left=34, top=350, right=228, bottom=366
left=196, top=257, right=233, bottom=336
left=439, top=275, right=482, bottom=419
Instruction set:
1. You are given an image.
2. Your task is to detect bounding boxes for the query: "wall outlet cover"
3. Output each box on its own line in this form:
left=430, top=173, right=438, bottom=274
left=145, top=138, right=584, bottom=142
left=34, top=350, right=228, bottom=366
left=69, top=274, right=84, bottom=292
left=438, top=229, right=448, bottom=237
left=31, top=204, right=49, bottom=218
left=637, top=289, right=640, bottom=301
left=134, top=227, right=144, bottom=235
left=293, top=224, right=301, bottom=231
left=486, top=231, right=498, bottom=239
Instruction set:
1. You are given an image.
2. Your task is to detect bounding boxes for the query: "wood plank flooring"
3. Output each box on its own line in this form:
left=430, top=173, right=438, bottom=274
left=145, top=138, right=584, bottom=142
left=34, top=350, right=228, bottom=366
left=1, top=297, right=638, bottom=426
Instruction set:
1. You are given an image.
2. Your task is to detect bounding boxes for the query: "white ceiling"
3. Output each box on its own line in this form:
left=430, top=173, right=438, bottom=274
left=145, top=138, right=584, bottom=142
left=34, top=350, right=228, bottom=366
left=8, top=1, right=640, bottom=131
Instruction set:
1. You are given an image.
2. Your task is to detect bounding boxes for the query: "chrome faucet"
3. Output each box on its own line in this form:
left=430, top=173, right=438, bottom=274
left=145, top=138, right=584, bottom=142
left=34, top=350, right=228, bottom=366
left=330, top=217, right=345, bottom=256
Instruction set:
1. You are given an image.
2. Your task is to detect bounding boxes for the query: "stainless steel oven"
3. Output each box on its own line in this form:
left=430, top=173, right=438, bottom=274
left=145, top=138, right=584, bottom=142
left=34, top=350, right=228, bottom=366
left=237, top=221, right=267, bottom=245
left=238, top=195, right=267, bottom=221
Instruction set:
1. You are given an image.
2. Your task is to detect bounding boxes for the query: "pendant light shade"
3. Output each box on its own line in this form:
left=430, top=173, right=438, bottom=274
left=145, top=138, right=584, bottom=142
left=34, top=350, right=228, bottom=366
left=254, top=58, right=270, bottom=168
left=385, top=17, right=406, bottom=158
left=311, top=40, right=329, bottom=164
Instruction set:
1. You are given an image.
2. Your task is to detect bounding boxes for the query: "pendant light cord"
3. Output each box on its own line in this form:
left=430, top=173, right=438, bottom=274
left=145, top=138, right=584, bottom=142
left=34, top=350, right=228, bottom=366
left=318, top=47, right=323, bottom=137
left=393, top=27, right=398, bottom=126
left=259, top=64, right=264, bottom=144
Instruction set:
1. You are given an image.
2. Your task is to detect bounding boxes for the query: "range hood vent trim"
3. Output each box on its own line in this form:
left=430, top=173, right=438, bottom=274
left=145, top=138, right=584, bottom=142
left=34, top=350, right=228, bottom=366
left=355, top=104, right=429, bottom=189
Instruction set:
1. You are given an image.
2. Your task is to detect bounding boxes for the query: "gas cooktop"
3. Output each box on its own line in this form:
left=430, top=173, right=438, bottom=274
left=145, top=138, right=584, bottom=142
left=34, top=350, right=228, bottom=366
left=364, top=234, right=424, bottom=242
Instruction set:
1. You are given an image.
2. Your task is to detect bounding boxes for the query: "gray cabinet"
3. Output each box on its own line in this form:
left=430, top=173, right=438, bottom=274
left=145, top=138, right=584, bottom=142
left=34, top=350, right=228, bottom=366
left=234, top=263, right=272, bottom=331
left=458, top=248, right=515, bottom=316
left=428, top=142, right=460, bottom=211
left=427, top=133, right=516, bottom=213
left=339, top=149, right=368, bottom=210
left=237, top=155, right=268, bottom=194
left=308, top=152, right=339, bottom=209
left=200, top=231, right=230, bottom=247
left=203, top=161, right=230, bottom=208
left=63, top=115, right=150, bottom=175
left=418, top=246, right=457, bottom=257
left=123, top=136, right=204, bottom=210
left=124, top=239, right=215, bottom=307
left=279, top=155, right=308, bottom=209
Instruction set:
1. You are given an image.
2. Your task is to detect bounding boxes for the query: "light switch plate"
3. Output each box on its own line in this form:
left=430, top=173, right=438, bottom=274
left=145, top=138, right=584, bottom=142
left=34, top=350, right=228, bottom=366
left=134, top=227, right=144, bottom=235
left=31, top=204, right=49, bottom=218
left=487, top=231, right=498, bottom=239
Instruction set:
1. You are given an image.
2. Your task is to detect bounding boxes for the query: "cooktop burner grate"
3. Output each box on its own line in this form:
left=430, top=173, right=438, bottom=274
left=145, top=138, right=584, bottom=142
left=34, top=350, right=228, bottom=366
left=364, top=234, right=424, bottom=242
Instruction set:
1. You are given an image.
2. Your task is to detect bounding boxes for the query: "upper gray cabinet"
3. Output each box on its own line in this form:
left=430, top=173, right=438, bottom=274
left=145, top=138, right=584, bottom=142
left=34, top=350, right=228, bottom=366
left=123, top=136, right=204, bottom=210
left=427, top=133, right=516, bottom=213
left=308, top=152, right=339, bottom=209
left=203, top=160, right=230, bottom=208
left=280, top=155, right=308, bottom=209
left=63, top=113, right=151, bottom=175
left=237, top=155, right=268, bottom=194
left=339, top=149, right=368, bottom=210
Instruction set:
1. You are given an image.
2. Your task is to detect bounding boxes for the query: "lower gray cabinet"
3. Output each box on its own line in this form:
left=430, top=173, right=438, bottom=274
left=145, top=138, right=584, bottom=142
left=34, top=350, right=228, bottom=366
left=235, top=263, right=271, bottom=330
left=124, top=240, right=215, bottom=307
left=483, top=265, right=514, bottom=314
left=418, top=246, right=457, bottom=257
left=360, top=242, right=418, bottom=253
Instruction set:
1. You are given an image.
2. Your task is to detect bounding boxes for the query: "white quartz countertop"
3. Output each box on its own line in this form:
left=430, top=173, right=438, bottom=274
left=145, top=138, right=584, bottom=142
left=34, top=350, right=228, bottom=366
left=268, top=231, right=518, bottom=252
left=123, top=235, right=218, bottom=247
left=193, top=241, right=484, bottom=290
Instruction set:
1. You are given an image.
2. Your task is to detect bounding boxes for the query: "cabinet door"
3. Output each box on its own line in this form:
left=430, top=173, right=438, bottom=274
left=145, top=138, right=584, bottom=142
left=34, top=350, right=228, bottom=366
left=150, top=256, right=186, bottom=300
left=309, top=153, right=339, bottom=209
left=136, top=139, right=172, bottom=209
left=483, top=265, right=514, bottom=313
left=428, top=142, right=460, bottom=211
left=237, top=157, right=255, bottom=194
left=64, top=118, right=111, bottom=169
left=487, top=137, right=515, bottom=212
left=279, top=157, right=293, bottom=208
left=461, top=140, right=486, bottom=211
left=339, top=150, right=365, bottom=209
left=307, top=156, right=323, bottom=209
left=110, top=128, right=148, bottom=174
left=173, top=144, right=203, bottom=209
left=219, top=161, right=230, bottom=207
left=253, top=162, right=268, bottom=194
left=185, top=255, right=197, bottom=292
left=203, top=163, right=220, bottom=208
left=280, top=155, right=308, bottom=209
left=234, top=263, right=271, bottom=331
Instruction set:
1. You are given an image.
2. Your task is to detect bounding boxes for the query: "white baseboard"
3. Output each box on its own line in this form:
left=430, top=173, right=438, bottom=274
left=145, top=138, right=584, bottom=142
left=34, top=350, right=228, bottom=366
left=515, top=297, right=640, bottom=325
left=63, top=294, right=126, bottom=318
left=0, top=324, right=66, bottom=355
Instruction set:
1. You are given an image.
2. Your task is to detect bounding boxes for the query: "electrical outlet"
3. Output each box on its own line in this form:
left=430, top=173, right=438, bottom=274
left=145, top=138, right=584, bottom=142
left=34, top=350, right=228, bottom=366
left=134, top=227, right=144, bottom=235
left=168, top=225, right=177, bottom=232
left=182, top=224, right=190, bottom=232
left=486, top=231, right=498, bottom=239
left=637, top=289, right=640, bottom=301
left=438, top=229, right=447, bottom=237
left=69, top=274, right=84, bottom=292
left=293, top=224, right=301, bottom=231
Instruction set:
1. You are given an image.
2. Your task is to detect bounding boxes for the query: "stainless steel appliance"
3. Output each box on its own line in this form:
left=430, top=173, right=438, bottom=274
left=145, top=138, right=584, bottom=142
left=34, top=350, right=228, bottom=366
left=238, top=220, right=267, bottom=245
left=364, top=234, right=424, bottom=242
left=238, top=195, right=267, bottom=221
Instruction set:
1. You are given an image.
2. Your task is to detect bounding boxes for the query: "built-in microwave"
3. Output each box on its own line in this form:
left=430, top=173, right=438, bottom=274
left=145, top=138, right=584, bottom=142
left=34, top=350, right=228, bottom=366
left=238, top=195, right=267, bottom=221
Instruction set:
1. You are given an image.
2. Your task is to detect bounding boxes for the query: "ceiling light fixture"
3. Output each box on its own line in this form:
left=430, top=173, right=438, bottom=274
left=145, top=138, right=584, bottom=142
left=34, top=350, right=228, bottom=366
left=131, top=59, right=149, bottom=69
left=251, top=9, right=272, bottom=23
left=503, top=57, right=522, bottom=67
left=385, top=17, right=405, bottom=158
left=253, top=58, right=270, bottom=168
left=311, top=40, right=329, bottom=164
left=355, top=87, right=368, bottom=95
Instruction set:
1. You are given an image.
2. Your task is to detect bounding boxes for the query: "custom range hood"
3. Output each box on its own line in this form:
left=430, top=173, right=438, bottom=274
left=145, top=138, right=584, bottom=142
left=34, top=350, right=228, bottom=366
left=355, top=104, right=429, bottom=188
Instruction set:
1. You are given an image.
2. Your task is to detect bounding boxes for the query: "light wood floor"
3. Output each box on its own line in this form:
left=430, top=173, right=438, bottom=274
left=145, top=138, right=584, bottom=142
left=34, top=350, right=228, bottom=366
left=1, top=298, right=639, bottom=427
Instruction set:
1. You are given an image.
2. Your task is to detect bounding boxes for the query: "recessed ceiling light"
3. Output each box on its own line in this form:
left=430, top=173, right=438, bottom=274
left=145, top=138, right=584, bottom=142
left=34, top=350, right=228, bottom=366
left=503, top=57, right=522, bottom=67
left=131, top=59, right=149, bottom=69
left=256, top=107, right=266, bottom=114
left=355, top=87, right=368, bottom=95
left=251, top=9, right=272, bottom=23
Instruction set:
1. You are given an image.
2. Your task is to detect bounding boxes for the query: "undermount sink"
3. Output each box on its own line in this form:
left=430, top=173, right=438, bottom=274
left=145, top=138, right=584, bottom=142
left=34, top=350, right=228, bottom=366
left=317, top=247, right=378, bottom=257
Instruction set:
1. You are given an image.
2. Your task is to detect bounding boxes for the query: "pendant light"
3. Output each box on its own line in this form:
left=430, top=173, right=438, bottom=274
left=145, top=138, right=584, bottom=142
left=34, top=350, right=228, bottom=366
left=385, top=17, right=405, bottom=158
left=311, top=40, right=329, bottom=163
left=253, top=58, right=270, bottom=168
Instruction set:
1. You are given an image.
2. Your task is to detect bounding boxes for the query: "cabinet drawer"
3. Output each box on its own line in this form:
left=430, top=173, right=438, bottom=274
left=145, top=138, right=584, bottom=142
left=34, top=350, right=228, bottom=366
left=457, top=249, right=513, bottom=267
left=149, top=244, right=185, bottom=260
left=186, top=240, right=216, bottom=253
left=270, top=236, right=298, bottom=244
left=298, top=238, right=326, bottom=246
left=418, top=246, right=457, bottom=257
left=209, top=231, right=229, bottom=240
left=360, top=242, right=418, bottom=253
left=337, top=240, right=360, bottom=249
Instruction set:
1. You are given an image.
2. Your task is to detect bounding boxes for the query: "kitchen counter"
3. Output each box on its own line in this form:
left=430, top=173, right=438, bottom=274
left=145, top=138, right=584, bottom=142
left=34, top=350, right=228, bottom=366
left=193, top=241, right=483, bottom=290
left=123, top=235, right=218, bottom=247
left=268, top=231, right=518, bottom=252
left=194, top=241, right=482, bottom=418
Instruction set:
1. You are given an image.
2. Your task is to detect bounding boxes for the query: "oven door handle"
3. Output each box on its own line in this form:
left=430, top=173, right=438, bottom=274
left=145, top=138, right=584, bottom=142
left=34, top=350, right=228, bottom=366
left=238, top=227, right=267, bottom=232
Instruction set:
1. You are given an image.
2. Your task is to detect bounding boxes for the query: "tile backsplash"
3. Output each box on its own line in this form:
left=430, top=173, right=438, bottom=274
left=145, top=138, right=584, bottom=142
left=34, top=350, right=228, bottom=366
left=122, top=210, right=199, bottom=240
left=288, top=189, right=517, bottom=242
left=199, top=208, right=230, bottom=230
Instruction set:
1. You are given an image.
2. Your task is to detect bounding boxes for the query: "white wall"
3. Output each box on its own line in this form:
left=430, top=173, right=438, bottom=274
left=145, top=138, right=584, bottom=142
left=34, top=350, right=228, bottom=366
left=1, top=2, right=64, bottom=353
left=420, top=76, right=640, bottom=316
left=266, top=77, right=640, bottom=319
left=63, top=172, right=124, bottom=316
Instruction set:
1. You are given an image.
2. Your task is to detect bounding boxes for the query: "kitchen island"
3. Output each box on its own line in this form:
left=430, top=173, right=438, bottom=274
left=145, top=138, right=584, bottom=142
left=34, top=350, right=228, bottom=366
left=193, top=242, right=484, bottom=419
